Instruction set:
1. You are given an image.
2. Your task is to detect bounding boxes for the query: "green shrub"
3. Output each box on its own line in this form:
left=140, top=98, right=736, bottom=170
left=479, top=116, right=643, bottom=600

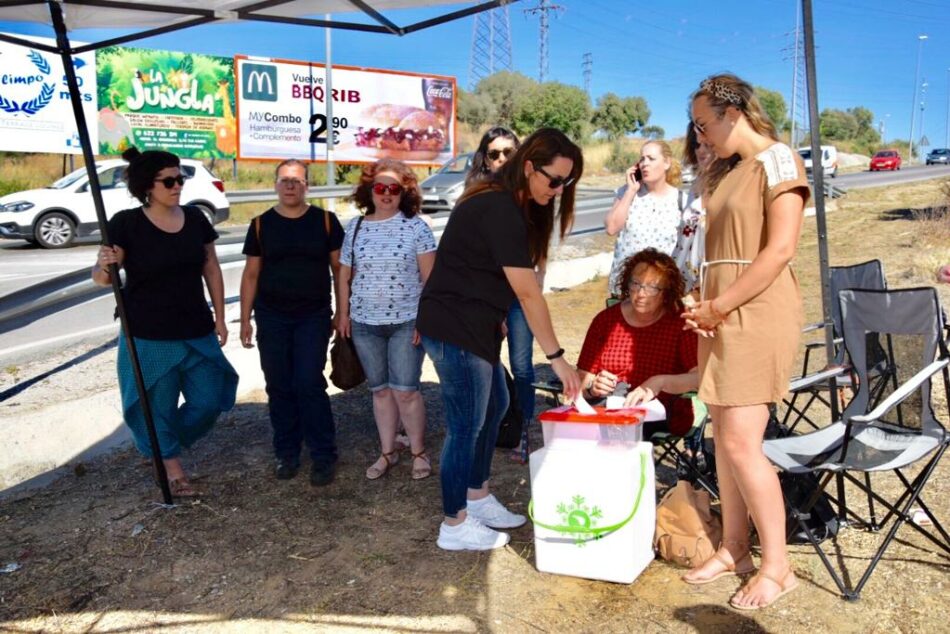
left=605, top=142, right=638, bottom=174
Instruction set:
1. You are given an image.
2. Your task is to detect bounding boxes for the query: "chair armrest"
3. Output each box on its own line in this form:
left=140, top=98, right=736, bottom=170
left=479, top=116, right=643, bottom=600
left=788, top=365, right=849, bottom=392
left=802, top=322, right=826, bottom=334
left=850, top=358, right=950, bottom=424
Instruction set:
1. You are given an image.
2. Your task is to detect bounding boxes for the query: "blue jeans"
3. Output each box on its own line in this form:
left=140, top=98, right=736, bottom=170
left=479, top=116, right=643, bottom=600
left=255, top=302, right=336, bottom=466
left=351, top=319, right=423, bottom=392
left=507, top=301, right=536, bottom=424
left=422, top=336, right=509, bottom=518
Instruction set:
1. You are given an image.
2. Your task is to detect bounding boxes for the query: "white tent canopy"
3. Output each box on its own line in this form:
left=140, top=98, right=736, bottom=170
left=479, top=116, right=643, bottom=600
left=0, top=0, right=510, bottom=52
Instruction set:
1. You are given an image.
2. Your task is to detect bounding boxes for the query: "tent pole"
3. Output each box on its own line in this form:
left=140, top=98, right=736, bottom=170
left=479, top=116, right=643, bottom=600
left=47, top=0, right=172, bottom=505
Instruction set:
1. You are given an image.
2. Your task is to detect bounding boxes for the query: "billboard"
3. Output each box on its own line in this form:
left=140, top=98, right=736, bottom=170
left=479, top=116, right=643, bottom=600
left=235, top=55, right=455, bottom=165
left=0, top=34, right=97, bottom=155
left=95, top=46, right=236, bottom=158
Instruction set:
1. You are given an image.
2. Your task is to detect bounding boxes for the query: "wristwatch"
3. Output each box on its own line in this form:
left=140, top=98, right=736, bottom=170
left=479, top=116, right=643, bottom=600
left=545, top=347, right=565, bottom=360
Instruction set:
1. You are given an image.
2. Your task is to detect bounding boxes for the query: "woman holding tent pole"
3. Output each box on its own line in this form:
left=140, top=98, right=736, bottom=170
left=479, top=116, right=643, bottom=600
left=93, top=147, right=237, bottom=498
left=681, top=74, right=809, bottom=610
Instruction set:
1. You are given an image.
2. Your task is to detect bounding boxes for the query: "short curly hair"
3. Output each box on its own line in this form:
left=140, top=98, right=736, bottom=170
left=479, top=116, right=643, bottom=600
left=349, top=158, right=422, bottom=217
left=618, top=248, right=686, bottom=314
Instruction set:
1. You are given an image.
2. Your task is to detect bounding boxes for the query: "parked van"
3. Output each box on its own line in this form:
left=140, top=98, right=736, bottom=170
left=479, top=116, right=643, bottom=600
left=797, top=145, right=838, bottom=179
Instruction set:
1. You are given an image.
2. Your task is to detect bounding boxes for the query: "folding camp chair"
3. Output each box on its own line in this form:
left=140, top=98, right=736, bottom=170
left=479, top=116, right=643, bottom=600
left=782, top=260, right=898, bottom=432
left=763, top=287, right=950, bottom=601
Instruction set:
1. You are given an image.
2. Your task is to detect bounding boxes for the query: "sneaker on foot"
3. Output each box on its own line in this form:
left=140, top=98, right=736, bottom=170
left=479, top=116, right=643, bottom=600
left=309, top=461, right=335, bottom=487
left=274, top=458, right=299, bottom=480
left=466, top=494, right=527, bottom=529
left=437, top=516, right=510, bottom=551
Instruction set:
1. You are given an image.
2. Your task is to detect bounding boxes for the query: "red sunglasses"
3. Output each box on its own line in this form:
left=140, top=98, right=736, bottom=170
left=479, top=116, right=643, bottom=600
left=372, top=182, right=403, bottom=196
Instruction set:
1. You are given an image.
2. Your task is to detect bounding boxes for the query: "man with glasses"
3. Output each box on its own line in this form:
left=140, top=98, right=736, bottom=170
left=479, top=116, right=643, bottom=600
left=239, top=159, right=345, bottom=486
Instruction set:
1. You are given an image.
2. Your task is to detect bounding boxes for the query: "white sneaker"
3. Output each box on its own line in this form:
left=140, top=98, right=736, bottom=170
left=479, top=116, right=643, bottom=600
left=437, top=516, right=510, bottom=551
left=466, top=494, right=527, bottom=529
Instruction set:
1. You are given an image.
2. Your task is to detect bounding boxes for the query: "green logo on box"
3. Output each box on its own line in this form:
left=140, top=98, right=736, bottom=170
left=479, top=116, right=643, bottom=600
left=242, top=63, right=277, bottom=101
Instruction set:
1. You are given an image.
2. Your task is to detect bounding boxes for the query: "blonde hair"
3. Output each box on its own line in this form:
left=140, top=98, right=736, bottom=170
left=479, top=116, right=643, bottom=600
left=691, top=73, right=779, bottom=194
left=642, top=140, right=682, bottom=188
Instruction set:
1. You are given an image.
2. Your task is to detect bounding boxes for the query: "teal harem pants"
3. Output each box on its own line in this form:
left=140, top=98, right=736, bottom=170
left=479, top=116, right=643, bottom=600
left=118, top=333, right=239, bottom=459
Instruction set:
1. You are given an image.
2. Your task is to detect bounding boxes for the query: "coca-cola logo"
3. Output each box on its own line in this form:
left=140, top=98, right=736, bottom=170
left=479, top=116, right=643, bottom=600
left=426, top=86, right=453, bottom=99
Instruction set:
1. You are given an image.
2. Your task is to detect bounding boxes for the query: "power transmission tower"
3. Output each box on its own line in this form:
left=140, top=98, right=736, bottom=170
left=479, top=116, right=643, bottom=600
left=468, top=6, right=514, bottom=89
left=783, top=4, right=808, bottom=147
left=582, top=52, right=592, bottom=96
left=524, top=0, right=564, bottom=83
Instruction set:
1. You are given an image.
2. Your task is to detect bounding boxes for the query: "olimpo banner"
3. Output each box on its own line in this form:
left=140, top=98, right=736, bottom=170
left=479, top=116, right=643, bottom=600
left=96, top=46, right=236, bottom=158
left=235, top=55, right=455, bottom=165
left=0, top=34, right=97, bottom=155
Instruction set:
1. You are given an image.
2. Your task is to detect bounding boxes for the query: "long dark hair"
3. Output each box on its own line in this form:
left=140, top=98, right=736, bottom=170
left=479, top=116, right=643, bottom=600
left=460, top=127, right=583, bottom=266
left=465, top=126, right=520, bottom=187
left=349, top=158, right=422, bottom=217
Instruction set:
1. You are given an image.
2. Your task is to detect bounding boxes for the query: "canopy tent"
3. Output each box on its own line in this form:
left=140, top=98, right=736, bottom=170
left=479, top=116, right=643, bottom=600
left=0, top=0, right=836, bottom=506
left=0, top=0, right=519, bottom=504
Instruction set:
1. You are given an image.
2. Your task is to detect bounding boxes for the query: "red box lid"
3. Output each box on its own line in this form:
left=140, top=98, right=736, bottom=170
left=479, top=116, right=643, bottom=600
left=538, top=405, right=645, bottom=425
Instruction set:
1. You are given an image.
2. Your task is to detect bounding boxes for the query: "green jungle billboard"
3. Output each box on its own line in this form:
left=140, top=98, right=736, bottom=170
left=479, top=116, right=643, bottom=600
left=96, top=46, right=236, bottom=159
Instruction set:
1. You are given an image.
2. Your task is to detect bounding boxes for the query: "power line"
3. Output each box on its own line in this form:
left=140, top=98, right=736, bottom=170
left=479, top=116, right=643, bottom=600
left=782, top=3, right=808, bottom=146
left=582, top=52, right=592, bottom=96
left=524, top=0, right=563, bottom=83
left=468, top=5, right=513, bottom=89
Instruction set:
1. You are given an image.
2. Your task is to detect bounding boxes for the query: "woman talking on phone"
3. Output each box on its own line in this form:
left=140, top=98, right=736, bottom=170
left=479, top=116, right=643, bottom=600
left=417, top=128, right=582, bottom=551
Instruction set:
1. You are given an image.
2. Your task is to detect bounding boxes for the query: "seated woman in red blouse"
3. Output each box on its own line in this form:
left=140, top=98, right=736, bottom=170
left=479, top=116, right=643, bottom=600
left=578, top=249, right=699, bottom=438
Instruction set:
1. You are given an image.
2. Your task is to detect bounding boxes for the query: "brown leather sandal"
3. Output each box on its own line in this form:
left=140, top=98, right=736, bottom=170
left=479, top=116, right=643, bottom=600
left=682, top=541, right=756, bottom=585
left=730, top=567, right=799, bottom=610
left=410, top=450, right=432, bottom=480
left=366, top=450, right=399, bottom=480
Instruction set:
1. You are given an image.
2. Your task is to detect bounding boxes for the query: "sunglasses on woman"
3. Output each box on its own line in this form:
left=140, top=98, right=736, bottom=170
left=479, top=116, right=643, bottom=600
left=372, top=182, right=403, bottom=196
left=153, top=175, right=186, bottom=188
left=535, top=165, right=576, bottom=190
left=487, top=147, right=515, bottom=161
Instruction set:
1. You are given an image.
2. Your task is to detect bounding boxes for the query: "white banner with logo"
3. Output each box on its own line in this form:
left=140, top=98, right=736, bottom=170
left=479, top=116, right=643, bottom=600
left=235, top=55, right=455, bottom=165
left=0, top=34, right=97, bottom=154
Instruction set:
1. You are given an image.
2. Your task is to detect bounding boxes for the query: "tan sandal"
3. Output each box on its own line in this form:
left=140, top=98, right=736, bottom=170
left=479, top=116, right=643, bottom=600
left=682, top=541, right=755, bottom=585
left=730, top=567, right=799, bottom=611
left=366, top=450, right=399, bottom=480
left=410, top=450, right=432, bottom=480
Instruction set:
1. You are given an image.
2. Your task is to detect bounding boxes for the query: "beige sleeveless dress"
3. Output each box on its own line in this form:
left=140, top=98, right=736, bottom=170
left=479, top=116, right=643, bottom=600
left=698, top=143, right=810, bottom=406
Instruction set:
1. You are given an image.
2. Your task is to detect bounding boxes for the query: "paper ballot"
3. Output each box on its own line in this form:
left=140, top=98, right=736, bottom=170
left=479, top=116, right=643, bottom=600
left=573, top=392, right=596, bottom=415
left=604, top=396, right=666, bottom=421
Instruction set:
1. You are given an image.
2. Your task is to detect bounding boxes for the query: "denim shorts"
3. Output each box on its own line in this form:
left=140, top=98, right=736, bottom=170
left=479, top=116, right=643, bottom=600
left=351, top=319, right=424, bottom=392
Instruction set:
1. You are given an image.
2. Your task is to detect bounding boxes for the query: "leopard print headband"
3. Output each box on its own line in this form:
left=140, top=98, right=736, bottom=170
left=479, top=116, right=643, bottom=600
left=700, top=78, right=743, bottom=106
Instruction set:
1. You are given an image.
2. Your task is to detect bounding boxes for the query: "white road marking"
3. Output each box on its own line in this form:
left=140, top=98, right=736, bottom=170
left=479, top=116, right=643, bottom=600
left=0, top=323, right=118, bottom=360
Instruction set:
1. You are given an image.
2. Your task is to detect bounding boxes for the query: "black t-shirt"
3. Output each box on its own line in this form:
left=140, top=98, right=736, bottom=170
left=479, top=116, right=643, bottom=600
left=417, top=190, right=533, bottom=363
left=109, top=205, right=218, bottom=340
left=242, top=205, right=345, bottom=315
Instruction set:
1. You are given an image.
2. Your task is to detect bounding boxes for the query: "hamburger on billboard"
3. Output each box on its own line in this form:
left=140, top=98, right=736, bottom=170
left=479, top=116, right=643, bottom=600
left=235, top=55, right=455, bottom=165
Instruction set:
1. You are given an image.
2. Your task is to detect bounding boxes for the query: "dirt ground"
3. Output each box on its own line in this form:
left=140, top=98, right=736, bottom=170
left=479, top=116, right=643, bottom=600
left=2, top=179, right=950, bottom=633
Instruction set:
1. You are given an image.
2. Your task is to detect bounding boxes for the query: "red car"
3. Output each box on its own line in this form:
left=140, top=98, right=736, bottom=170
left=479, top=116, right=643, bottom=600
left=870, top=150, right=902, bottom=171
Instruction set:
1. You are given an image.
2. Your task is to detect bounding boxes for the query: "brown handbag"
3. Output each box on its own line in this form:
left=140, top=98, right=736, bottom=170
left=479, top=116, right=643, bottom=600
left=329, top=216, right=365, bottom=390
left=653, top=480, right=722, bottom=568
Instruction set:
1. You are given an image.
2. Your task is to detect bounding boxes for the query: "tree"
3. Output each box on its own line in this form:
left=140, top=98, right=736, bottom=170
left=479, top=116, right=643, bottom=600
left=818, top=106, right=881, bottom=155
left=819, top=108, right=859, bottom=141
left=591, top=93, right=650, bottom=140
left=513, top=81, right=591, bottom=140
left=641, top=125, right=665, bottom=140
left=754, top=86, right=788, bottom=133
left=457, top=87, right=496, bottom=129
left=472, top=71, right=537, bottom=130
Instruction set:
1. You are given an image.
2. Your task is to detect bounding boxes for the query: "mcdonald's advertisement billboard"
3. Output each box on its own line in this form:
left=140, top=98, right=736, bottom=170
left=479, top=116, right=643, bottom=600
left=235, top=55, right=455, bottom=165
left=95, top=46, right=236, bottom=158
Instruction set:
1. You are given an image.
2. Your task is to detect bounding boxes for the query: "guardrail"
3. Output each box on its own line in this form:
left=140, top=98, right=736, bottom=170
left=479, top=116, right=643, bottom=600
left=227, top=184, right=355, bottom=205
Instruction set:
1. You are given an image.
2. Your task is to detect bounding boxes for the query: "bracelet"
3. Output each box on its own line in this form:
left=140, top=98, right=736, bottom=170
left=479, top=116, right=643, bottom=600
left=545, top=347, right=565, bottom=360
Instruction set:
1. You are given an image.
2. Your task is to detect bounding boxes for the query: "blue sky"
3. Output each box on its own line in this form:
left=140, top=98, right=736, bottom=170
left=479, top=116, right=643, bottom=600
left=3, top=0, right=950, bottom=149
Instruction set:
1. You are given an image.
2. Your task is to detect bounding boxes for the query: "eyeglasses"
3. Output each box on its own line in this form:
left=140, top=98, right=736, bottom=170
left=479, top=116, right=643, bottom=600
left=487, top=147, right=515, bottom=161
left=153, top=175, right=185, bottom=188
left=629, top=280, right=664, bottom=297
left=372, top=182, right=403, bottom=196
left=277, top=178, right=307, bottom=188
left=692, top=113, right=723, bottom=136
left=535, top=165, right=576, bottom=190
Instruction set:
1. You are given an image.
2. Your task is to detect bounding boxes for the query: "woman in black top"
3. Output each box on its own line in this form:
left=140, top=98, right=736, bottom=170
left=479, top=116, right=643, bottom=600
left=417, top=127, right=583, bottom=551
left=239, top=159, right=345, bottom=487
left=93, top=147, right=237, bottom=498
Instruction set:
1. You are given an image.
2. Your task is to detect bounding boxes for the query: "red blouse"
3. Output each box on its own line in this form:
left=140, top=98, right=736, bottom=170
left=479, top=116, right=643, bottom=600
left=577, top=304, right=698, bottom=436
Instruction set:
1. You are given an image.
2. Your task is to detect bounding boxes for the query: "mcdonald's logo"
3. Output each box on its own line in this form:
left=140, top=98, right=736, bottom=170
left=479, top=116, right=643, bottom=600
left=242, top=63, right=277, bottom=101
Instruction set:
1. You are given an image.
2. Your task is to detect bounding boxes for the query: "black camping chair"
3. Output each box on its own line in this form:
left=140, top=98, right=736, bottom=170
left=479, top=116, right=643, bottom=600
left=782, top=260, right=898, bottom=432
left=763, top=287, right=950, bottom=601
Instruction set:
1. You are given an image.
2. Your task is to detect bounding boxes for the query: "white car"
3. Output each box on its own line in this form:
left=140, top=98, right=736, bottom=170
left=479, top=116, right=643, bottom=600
left=0, top=159, right=230, bottom=248
left=797, top=145, right=838, bottom=179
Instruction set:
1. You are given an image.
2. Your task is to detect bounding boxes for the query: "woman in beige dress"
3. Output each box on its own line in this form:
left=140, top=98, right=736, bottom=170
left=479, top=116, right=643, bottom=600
left=681, top=74, right=809, bottom=611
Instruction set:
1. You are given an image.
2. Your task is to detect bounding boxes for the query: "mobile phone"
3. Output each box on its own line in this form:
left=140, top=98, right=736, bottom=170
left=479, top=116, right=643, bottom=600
left=633, top=167, right=643, bottom=182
